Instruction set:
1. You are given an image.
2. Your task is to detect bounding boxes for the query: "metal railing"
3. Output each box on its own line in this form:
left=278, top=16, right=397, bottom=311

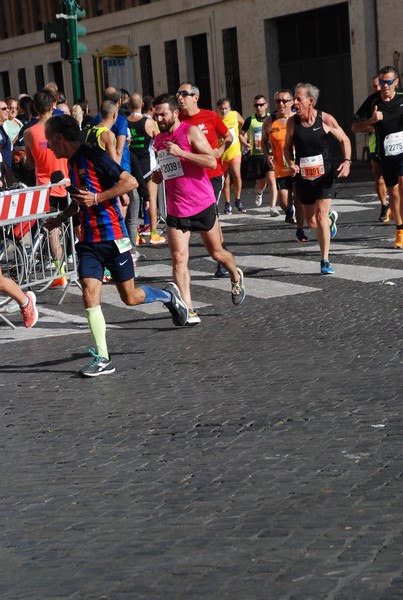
left=0, top=183, right=79, bottom=329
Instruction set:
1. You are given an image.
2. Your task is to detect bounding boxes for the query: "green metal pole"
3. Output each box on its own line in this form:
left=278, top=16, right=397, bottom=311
left=64, top=0, right=81, bottom=101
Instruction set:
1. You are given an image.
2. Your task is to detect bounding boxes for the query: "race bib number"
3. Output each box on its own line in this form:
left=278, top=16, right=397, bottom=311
left=157, top=149, right=184, bottom=180
left=114, top=237, right=132, bottom=254
left=253, top=127, right=262, bottom=151
left=384, top=131, right=403, bottom=157
left=300, top=154, right=325, bottom=180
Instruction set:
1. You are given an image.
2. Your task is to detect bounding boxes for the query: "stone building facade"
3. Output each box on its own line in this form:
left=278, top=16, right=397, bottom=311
left=0, top=0, right=401, bottom=157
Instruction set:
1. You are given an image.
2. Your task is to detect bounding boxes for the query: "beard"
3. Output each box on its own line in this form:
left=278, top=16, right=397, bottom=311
left=158, top=117, right=176, bottom=132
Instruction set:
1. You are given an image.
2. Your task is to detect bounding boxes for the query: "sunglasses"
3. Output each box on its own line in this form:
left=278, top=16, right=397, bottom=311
left=176, top=91, right=196, bottom=98
left=0, top=106, right=9, bottom=110
left=254, top=103, right=266, bottom=107
left=379, top=78, right=397, bottom=86
left=275, top=99, right=293, bottom=104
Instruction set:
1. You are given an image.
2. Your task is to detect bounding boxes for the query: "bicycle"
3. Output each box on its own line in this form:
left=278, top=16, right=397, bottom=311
left=0, top=215, right=68, bottom=307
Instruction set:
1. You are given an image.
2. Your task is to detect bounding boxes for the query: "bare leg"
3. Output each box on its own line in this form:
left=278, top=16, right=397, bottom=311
left=0, top=267, right=27, bottom=305
left=200, top=219, right=239, bottom=282
left=265, top=170, right=278, bottom=209
left=229, top=161, right=243, bottom=200
left=166, top=226, right=193, bottom=308
left=302, top=199, right=332, bottom=260
left=147, top=179, right=159, bottom=232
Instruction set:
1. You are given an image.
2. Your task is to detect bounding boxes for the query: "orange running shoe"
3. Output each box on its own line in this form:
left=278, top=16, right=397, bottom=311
left=20, top=291, right=38, bottom=328
left=394, top=229, right=403, bottom=249
left=50, top=276, right=68, bottom=289
left=149, top=232, right=166, bottom=245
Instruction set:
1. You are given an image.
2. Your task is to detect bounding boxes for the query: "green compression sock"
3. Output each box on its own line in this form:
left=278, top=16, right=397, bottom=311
left=86, top=305, right=108, bottom=359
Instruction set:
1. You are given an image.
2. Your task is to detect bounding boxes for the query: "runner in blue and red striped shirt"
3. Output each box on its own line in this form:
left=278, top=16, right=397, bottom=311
left=44, top=114, right=188, bottom=377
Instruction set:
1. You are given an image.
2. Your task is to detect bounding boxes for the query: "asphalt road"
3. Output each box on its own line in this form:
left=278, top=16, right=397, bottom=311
left=1, top=169, right=403, bottom=600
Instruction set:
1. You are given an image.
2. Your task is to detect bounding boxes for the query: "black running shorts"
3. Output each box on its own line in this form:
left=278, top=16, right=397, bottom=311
left=294, top=171, right=336, bottom=205
left=166, top=203, right=217, bottom=233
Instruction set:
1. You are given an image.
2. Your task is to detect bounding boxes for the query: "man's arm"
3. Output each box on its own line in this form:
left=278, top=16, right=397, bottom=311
left=114, top=134, right=126, bottom=165
left=237, top=111, right=245, bottom=131
left=351, top=104, right=382, bottom=134
left=74, top=170, right=138, bottom=208
left=261, top=115, right=273, bottom=160
left=216, top=129, right=233, bottom=158
left=100, top=130, right=118, bottom=162
left=240, top=116, right=252, bottom=151
left=164, top=125, right=216, bottom=170
left=284, top=116, right=298, bottom=175
left=43, top=199, right=79, bottom=231
left=351, top=92, right=379, bottom=133
left=214, top=116, right=232, bottom=158
left=145, top=117, right=157, bottom=139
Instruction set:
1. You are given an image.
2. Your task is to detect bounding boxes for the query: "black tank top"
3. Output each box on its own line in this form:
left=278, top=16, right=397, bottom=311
left=127, top=116, right=152, bottom=162
left=293, top=111, right=332, bottom=176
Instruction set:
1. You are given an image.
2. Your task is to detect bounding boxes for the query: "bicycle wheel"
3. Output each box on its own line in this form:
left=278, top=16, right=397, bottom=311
left=27, top=230, right=60, bottom=294
left=0, top=238, right=26, bottom=308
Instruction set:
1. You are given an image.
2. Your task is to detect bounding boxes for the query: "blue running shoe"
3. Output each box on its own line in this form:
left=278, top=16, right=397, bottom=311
left=320, top=259, right=334, bottom=275
left=224, top=202, right=232, bottom=215
left=329, top=210, right=338, bottom=239
left=235, top=200, right=247, bottom=213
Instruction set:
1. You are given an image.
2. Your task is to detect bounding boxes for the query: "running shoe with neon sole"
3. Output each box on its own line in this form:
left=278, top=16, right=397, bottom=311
left=150, top=232, right=166, bottom=245
left=20, top=291, right=38, bottom=328
left=329, top=210, right=338, bottom=239
left=164, top=282, right=188, bottom=326
left=231, top=267, right=246, bottom=305
left=186, top=310, right=201, bottom=325
left=80, top=348, right=115, bottom=377
left=320, top=259, right=334, bottom=275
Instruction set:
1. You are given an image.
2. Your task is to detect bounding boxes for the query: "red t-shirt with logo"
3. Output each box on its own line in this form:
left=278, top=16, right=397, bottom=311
left=179, top=108, right=228, bottom=179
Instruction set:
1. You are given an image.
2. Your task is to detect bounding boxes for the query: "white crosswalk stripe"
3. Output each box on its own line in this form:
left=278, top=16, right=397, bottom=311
left=233, top=254, right=403, bottom=283
left=0, top=306, right=120, bottom=344
left=2, top=194, right=401, bottom=342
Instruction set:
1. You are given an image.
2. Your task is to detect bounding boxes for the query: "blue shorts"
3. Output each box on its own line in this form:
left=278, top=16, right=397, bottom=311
left=76, top=241, right=134, bottom=282
left=379, top=154, right=403, bottom=187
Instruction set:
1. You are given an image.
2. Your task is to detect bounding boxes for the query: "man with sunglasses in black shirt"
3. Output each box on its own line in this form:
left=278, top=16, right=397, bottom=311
left=352, top=66, right=403, bottom=248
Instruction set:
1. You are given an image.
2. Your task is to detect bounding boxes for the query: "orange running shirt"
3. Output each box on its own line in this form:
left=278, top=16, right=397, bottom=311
left=29, top=122, right=68, bottom=197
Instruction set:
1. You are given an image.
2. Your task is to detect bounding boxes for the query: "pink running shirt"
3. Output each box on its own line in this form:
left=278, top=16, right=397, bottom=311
left=154, top=122, right=216, bottom=218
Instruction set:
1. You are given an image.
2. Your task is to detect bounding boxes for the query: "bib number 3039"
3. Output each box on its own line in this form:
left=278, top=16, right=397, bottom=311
left=384, top=132, right=403, bottom=157
left=157, top=149, right=184, bottom=180
left=300, top=154, right=325, bottom=180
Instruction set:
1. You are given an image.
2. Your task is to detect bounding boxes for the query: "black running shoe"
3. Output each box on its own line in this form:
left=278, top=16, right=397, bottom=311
left=215, top=263, right=230, bottom=278
left=164, top=283, right=188, bottom=326
left=379, top=203, right=389, bottom=222
left=296, top=228, right=309, bottom=243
